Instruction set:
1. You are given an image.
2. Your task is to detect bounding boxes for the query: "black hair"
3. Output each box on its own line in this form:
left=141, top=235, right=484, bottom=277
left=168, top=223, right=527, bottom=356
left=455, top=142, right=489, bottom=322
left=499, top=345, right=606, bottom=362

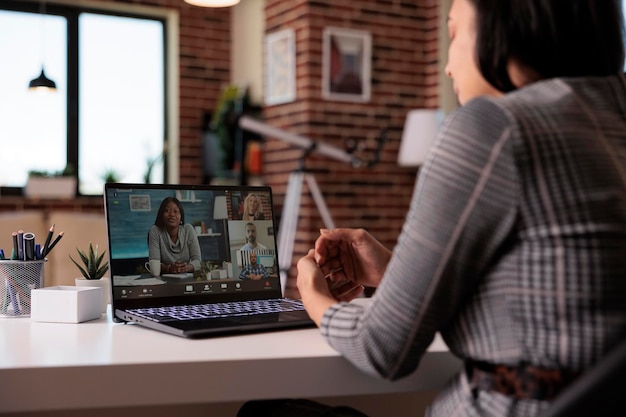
left=469, top=0, right=625, bottom=92
left=154, top=197, right=185, bottom=227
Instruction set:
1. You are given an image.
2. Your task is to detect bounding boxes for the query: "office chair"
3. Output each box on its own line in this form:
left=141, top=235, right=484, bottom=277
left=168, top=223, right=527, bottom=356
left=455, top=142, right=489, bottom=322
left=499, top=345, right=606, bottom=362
left=538, top=338, right=626, bottom=417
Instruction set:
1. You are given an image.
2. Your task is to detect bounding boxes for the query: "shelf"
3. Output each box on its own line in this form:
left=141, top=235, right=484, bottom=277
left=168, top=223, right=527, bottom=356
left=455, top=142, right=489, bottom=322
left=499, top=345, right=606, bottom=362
left=176, top=190, right=201, bottom=203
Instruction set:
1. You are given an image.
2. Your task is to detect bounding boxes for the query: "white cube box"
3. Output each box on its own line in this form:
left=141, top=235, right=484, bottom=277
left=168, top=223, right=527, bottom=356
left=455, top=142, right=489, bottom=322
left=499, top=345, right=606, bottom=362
left=210, top=269, right=228, bottom=279
left=31, top=286, right=102, bottom=323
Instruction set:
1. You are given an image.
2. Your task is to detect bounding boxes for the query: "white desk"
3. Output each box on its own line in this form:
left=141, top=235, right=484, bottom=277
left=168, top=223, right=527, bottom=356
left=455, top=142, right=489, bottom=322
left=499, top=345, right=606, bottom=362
left=0, top=305, right=462, bottom=414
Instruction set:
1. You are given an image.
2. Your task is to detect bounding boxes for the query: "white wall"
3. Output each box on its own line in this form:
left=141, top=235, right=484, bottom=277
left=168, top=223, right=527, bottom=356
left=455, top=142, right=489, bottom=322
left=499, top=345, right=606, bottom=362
left=438, top=0, right=457, bottom=113
left=231, top=0, right=266, bottom=104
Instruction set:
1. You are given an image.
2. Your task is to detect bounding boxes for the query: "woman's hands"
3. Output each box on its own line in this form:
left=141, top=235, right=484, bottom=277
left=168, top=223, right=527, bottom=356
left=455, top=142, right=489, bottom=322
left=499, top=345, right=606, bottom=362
left=296, top=228, right=392, bottom=326
left=296, top=250, right=339, bottom=326
left=165, top=262, right=191, bottom=274
left=315, top=228, right=391, bottom=289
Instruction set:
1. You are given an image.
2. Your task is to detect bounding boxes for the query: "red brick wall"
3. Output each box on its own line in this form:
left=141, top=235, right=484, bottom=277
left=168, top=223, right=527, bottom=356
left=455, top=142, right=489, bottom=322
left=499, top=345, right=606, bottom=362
left=263, top=0, right=440, bottom=297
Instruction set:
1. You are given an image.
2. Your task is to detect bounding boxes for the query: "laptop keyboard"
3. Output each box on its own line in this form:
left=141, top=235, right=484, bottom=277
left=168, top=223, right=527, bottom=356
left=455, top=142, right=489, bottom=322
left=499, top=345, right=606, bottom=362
left=128, top=299, right=306, bottom=322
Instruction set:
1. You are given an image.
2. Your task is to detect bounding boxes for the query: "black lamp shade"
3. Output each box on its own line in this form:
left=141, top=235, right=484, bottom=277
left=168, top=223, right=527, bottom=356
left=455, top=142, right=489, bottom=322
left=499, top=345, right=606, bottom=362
left=29, top=68, right=57, bottom=91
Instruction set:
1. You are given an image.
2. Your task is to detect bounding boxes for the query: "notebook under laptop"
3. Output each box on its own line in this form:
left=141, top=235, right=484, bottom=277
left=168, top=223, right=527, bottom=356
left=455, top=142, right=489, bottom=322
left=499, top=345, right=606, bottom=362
left=104, top=183, right=314, bottom=338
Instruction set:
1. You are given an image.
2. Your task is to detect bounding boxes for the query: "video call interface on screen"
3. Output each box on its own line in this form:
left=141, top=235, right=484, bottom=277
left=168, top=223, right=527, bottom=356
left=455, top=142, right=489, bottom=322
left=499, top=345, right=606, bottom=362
left=105, top=187, right=279, bottom=300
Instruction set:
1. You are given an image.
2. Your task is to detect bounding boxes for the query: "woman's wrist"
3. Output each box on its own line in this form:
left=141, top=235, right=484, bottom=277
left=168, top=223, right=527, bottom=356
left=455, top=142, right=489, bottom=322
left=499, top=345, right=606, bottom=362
left=301, top=293, right=335, bottom=327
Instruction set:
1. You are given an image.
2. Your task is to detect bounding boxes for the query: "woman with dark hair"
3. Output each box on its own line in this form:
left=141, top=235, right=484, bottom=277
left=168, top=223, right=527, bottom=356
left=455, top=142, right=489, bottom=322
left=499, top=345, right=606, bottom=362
left=148, top=197, right=201, bottom=274
left=272, top=0, right=626, bottom=416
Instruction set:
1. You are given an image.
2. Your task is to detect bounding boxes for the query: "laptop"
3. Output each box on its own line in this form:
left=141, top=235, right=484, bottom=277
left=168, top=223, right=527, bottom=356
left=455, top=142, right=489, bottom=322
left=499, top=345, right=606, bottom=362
left=104, top=182, right=314, bottom=338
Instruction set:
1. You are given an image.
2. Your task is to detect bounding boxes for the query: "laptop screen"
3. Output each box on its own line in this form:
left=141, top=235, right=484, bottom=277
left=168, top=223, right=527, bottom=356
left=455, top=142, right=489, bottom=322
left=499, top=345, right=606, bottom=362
left=104, top=183, right=282, bottom=309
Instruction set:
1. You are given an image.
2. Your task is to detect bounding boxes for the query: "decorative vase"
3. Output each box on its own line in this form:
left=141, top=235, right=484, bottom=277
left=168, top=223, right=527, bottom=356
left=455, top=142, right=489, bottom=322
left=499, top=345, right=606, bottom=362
left=74, top=276, right=110, bottom=314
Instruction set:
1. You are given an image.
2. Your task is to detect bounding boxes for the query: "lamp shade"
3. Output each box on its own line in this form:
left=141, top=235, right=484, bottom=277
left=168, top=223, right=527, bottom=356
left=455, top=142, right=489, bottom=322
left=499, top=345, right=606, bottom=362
left=28, top=67, right=57, bottom=92
left=213, top=195, right=229, bottom=220
left=397, top=109, right=443, bottom=167
left=184, top=0, right=240, bottom=7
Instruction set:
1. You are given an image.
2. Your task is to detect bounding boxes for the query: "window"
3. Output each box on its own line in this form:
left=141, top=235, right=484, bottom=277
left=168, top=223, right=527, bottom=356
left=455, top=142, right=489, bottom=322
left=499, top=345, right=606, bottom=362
left=79, top=13, right=165, bottom=194
left=0, top=9, right=67, bottom=190
left=0, top=1, right=171, bottom=195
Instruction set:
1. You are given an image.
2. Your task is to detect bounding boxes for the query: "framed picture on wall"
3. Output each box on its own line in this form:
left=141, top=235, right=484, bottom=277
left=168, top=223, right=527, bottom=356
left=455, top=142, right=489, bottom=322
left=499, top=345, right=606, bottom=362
left=322, top=27, right=372, bottom=102
left=129, top=195, right=151, bottom=212
left=264, top=28, right=296, bottom=106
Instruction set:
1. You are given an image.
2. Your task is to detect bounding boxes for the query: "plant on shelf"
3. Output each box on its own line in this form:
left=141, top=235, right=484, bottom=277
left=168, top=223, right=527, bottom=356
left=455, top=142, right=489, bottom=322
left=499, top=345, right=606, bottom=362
left=211, top=84, right=262, bottom=183
left=144, top=148, right=168, bottom=184
left=101, top=168, right=122, bottom=184
left=212, top=84, right=244, bottom=176
left=197, top=260, right=218, bottom=280
left=28, top=164, right=76, bottom=178
left=69, top=242, right=109, bottom=280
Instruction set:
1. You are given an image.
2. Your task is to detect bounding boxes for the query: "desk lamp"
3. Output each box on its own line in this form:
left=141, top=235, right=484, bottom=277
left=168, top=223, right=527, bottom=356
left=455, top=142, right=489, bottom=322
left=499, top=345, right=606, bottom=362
left=397, top=109, right=444, bottom=167
left=213, top=195, right=229, bottom=233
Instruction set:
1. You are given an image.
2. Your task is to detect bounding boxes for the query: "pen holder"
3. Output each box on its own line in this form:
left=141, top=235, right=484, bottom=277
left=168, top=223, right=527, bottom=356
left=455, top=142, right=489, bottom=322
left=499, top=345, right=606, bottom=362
left=0, top=259, right=46, bottom=317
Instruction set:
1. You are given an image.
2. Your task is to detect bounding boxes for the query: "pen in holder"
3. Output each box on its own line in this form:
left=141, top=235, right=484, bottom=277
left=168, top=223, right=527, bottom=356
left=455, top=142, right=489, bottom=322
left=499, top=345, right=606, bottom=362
left=0, top=259, right=46, bottom=317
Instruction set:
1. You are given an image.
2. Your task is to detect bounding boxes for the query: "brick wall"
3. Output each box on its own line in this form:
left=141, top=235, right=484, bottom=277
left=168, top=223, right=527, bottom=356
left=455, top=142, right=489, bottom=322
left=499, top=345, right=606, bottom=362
left=263, top=0, right=440, bottom=297
left=175, top=2, right=232, bottom=182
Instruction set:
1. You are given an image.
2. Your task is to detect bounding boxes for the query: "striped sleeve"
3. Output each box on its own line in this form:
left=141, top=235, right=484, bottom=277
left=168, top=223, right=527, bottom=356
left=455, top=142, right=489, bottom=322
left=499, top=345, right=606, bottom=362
left=320, top=98, right=519, bottom=380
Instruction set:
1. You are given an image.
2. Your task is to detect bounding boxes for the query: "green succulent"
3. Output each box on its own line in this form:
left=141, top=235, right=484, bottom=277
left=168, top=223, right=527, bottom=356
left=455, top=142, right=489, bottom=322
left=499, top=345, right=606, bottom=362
left=69, top=242, right=109, bottom=280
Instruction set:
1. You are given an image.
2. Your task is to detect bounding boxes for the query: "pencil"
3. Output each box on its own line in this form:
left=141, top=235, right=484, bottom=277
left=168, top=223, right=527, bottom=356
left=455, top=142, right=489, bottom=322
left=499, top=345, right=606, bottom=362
left=17, top=230, right=24, bottom=261
left=12, top=232, right=18, bottom=261
left=5, top=249, right=20, bottom=314
left=0, top=286, right=8, bottom=314
left=42, top=224, right=54, bottom=259
left=0, top=251, right=7, bottom=313
left=6, top=279, right=19, bottom=314
left=43, top=231, right=64, bottom=257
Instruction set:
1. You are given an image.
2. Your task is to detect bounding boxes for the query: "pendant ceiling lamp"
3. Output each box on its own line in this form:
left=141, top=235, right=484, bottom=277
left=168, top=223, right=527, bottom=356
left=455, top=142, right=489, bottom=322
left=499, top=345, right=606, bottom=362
left=29, top=0, right=56, bottom=92
left=184, top=0, right=240, bottom=7
left=29, top=68, right=57, bottom=91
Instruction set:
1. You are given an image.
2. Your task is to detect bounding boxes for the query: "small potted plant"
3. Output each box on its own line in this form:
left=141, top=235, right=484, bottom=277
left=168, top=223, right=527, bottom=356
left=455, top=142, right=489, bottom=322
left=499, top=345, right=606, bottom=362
left=70, top=242, right=110, bottom=313
left=101, top=168, right=122, bottom=184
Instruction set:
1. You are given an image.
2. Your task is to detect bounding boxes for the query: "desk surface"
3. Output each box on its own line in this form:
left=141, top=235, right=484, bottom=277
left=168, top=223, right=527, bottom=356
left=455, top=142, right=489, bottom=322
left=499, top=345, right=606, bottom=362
left=0, top=303, right=462, bottom=414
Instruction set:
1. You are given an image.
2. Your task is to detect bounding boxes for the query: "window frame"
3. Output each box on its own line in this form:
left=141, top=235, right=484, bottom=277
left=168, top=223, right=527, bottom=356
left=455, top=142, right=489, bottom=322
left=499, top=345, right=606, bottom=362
left=0, top=0, right=179, bottom=196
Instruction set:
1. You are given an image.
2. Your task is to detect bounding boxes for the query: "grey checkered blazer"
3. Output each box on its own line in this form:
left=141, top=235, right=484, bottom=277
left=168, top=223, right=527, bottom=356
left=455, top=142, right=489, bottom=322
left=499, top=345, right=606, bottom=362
left=320, top=75, right=626, bottom=417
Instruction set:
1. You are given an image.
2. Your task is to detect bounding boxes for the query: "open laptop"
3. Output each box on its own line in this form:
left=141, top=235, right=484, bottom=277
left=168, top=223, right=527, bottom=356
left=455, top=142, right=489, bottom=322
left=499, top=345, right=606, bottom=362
left=104, top=183, right=314, bottom=338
